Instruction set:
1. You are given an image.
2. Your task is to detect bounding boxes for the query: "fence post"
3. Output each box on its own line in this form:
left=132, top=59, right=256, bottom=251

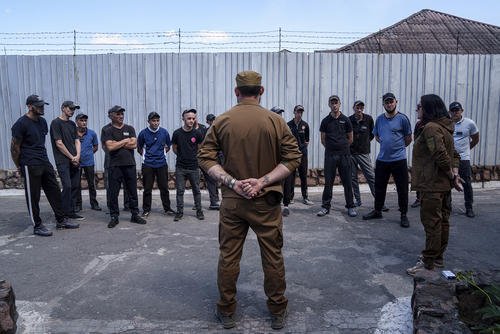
left=278, top=27, right=282, bottom=52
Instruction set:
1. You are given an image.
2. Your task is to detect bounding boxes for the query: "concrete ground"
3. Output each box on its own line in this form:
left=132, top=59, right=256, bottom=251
left=0, top=182, right=499, bottom=334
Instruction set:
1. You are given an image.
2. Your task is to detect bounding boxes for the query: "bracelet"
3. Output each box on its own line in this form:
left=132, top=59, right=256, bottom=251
left=229, top=178, right=236, bottom=189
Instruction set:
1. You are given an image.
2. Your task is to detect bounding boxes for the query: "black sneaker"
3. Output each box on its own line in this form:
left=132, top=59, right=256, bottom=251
left=108, top=216, right=119, bottom=228
left=174, top=212, right=183, bottom=221
left=56, top=218, right=80, bottom=229
left=131, top=215, right=147, bottom=225
left=33, top=224, right=52, bottom=237
left=66, top=213, right=85, bottom=221
left=362, top=210, right=382, bottom=220
left=410, top=199, right=420, bottom=208
left=208, top=204, right=220, bottom=210
left=91, top=205, right=102, bottom=211
left=164, top=208, right=176, bottom=216
left=141, top=210, right=150, bottom=218
left=400, top=214, right=410, bottom=228
left=465, top=208, right=475, bottom=218
left=381, top=206, right=389, bottom=212
left=196, top=210, right=205, bottom=220
left=271, top=309, right=288, bottom=330
left=215, top=309, right=236, bottom=329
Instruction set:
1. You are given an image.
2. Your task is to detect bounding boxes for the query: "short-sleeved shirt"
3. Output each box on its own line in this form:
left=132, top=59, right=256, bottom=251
left=453, top=117, right=479, bottom=161
left=373, top=112, right=412, bottom=162
left=171, top=127, right=204, bottom=169
left=101, top=124, right=136, bottom=167
left=11, top=115, right=50, bottom=166
left=50, top=117, right=78, bottom=164
left=78, top=128, right=98, bottom=167
left=349, top=113, right=374, bottom=155
left=319, top=113, right=353, bottom=155
left=287, top=119, right=310, bottom=152
left=137, top=127, right=171, bottom=168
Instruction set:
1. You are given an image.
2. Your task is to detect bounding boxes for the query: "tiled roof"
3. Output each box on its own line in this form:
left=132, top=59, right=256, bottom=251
left=333, top=9, right=500, bottom=54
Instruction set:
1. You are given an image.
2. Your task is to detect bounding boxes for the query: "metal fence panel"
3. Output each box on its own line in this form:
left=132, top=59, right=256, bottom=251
left=0, top=53, right=498, bottom=170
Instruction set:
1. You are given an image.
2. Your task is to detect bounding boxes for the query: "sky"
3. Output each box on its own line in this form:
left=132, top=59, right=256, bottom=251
left=0, top=0, right=499, bottom=54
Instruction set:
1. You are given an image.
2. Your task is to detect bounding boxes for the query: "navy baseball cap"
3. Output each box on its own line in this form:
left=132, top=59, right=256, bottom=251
left=75, top=113, right=88, bottom=120
left=449, top=102, right=463, bottom=110
left=382, top=93, right=396, bottom=101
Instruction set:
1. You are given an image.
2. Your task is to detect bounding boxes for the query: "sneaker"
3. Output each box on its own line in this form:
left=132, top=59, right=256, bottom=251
left=108, top=216, right=119, bottom=228
left=400, top=214, right=410, bottom=228
left=131, top=215, right=147, bottom=225
left=316, top=208, right=329, bottom=217
left=141, top=211, right=150, bottom=218
left=164, top=208, right=176, bottom=216
left=465, top=208, right=475, bottom=218
left=91, top=205, right=102, bottom=211
left=271, top=309, right=288, bottom=330
left=208, top=204, right=220, bottom=210
left=56, top=218, right=80, bottom=229
left=381, top=206, right=389, bottom=212
left=411, top=199, right=421, bottom=208
left=66, top=213, right=85, bottom=221
left=355, top=199, right=362, bottom=207
left=302, top=198, right=314, bottom=206
left=174, top=211, right=183, bottom=221
left=33, top=224, right=52, bottom=237
left=196, top=210, right=205, bottom=220
left=362, top=210, right=382, bottom=220
left=418, top=255, right=444, bottom=268
left=289, top=199, right=295, bottom=204
left=347, top=207, right=358, bottom=217
left=215, top=309, right=236, bottom=329
left=407, top=260, right=433, bottom=276
left=282, top=206, right=290, bottom=217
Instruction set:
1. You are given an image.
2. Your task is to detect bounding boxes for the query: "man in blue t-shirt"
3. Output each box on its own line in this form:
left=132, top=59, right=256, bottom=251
left=137, top=112, right=175, bottom=217
left=363, top=93, right=412, bottom=227
left=10, top=94, right=79, bottom=237
left=75, top=113, right=101, bottom=211
left=171, top=109, right=205, bottom=221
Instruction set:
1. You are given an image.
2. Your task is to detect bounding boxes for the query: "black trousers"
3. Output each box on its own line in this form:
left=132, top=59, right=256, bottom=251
left=142, top=164, right=172, bottom=212
left=56, top=162, right=80, bottom=215
left=104, top=166, right=130, bottom=210
left=374, top=159, right=408, bottom=214
left=458, top=160, right=474, bottom=210
left=21, top=164, right=65, bottom=227
left=76, top=165, right=99, bottom=208
left=321, top=153, right=354, bottom=209
left=284, top=150, right=308, bottom=205
left=108, top=165, right=139, bottom=217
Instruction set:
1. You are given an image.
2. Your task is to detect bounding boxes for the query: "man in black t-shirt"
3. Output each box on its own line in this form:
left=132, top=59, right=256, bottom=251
left=171, top=109, right=205, bottom=221
left=50, top=100, right=84, bottom=220
left=317, top=95, right=357, bottom=218
left=101, top=105, right=146, bottom=228
left=11, top=95, right=79, bottom=236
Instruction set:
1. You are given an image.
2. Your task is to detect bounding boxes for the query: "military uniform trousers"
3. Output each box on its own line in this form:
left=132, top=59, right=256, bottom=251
left=217, top=196, right=287, bottom=316
left=420, top=191, right=451, bottom=268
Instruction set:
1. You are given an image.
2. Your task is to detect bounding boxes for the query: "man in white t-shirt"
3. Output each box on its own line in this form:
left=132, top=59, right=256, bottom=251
left=449, top=102, right=480, bottom=218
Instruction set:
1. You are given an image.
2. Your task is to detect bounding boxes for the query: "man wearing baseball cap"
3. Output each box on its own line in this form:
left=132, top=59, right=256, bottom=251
left=137, top=112, right=175, bottom=217
left=363, top=93, right=412, bottom=228
left=50, top=100, right=84, bottom=221
left=449, top=101, right=480, bottom=218
left=11, top=95, right=79, bottom=236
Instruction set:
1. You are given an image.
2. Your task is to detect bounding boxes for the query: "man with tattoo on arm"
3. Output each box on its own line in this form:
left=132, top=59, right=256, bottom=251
left=198, top=70, right=301, bottom=330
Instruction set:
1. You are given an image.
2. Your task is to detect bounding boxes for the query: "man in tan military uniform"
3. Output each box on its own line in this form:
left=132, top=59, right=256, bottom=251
left=198, top=70, right=301, bottom=330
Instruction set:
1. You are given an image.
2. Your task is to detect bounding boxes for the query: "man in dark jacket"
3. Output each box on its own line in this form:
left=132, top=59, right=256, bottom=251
left=407, top=94, right=462, bottom=276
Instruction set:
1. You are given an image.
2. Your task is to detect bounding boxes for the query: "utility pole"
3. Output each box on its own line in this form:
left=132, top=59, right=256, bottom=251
left=73, top=30, right=77, bottom=56
left=278, top=27, right=282, bottom=52
left=178, top=29, right=181, bottom=53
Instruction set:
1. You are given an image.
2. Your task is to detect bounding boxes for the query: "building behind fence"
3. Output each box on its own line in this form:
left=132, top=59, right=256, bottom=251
left=0, top=52, right=499, bottom=172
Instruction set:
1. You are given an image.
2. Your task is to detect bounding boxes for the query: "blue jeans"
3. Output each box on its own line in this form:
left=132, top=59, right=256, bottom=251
left=175, top=167, right=202, bottom=212
left=321, top=153, right=354, bottom=210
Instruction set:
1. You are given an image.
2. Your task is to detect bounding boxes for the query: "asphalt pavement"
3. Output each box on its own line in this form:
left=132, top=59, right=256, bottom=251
left=1, top=183, right=499, bottom=333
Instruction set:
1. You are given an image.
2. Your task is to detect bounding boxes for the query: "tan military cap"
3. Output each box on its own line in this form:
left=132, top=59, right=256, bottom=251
left=235, top=70, right=262, bottom=87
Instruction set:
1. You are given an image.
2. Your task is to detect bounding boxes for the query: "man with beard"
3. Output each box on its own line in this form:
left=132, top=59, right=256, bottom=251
left=50, top=100, right=84, bottom=220
left=363, top=93, right=412, bottom=227
left=11, top=95, right=79, bottom=236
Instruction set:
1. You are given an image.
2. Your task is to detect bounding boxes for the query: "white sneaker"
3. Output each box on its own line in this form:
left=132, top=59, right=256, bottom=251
left=302, top=198, right=314, bottom=205
left=317, top=208, right=329, bottom=217
left=347, top=208, right=358, bottom=217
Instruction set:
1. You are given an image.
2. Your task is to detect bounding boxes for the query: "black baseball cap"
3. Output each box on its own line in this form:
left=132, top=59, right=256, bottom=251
left=182, top=108, right=197, bottom=116
left=294, top=105, right=305, bottom=112
left=382, top=93, right=396, bottom=102
left=108, top=105, right=125, bottom=114
left=61, top=101, right=80, bottom=109
left=148, top=111, right=160, bottom=121
left=328, top=95, right=340, bottom=102
left=449, top=102, right=463, bottom=111
left=26, top=94, right=49, bottom=107
left=206, top=114, right=216, bottom=122
left=75, top=113, right=88, bottom=120
left=353, top=100, right=365, bottom=107
left=270, top=106, right=284, bottom=114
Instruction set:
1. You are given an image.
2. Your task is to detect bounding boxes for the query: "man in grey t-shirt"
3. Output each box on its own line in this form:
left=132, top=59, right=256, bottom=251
left=449, top=102, right=480, bottom=218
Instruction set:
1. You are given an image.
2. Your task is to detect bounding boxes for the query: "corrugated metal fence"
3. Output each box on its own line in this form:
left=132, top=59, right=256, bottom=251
left=1, top=52, right=499, bottom=170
